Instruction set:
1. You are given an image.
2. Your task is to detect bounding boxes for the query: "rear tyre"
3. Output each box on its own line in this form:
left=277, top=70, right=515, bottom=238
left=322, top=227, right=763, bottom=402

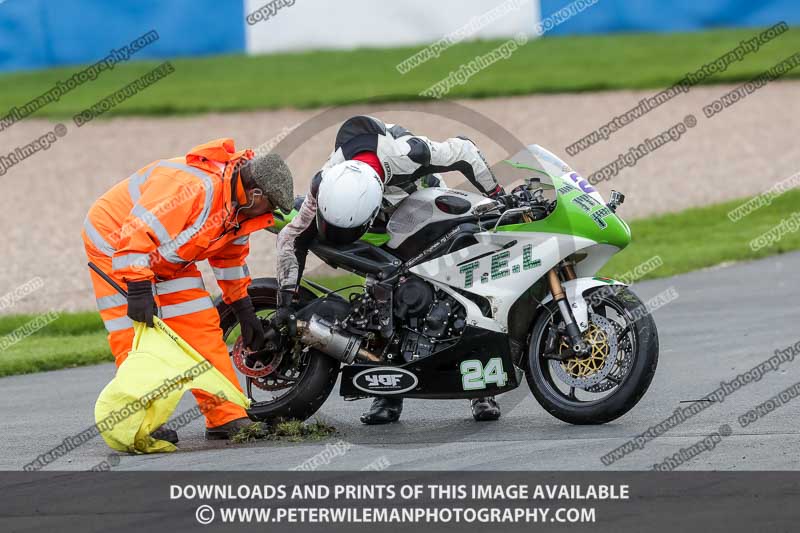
left=217, top=278, right=340, bottom=423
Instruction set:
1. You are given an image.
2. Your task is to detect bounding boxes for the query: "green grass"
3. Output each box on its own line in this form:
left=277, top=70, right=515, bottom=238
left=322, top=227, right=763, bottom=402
left=2, top=27, right=799, bottom=118
left=0, top=332, right=111, bottom=377
left=0, top=312, right=111, bottom=377
left=599, top=189, right=800, bottom=281
left=2, top=189, right=798, bottom=377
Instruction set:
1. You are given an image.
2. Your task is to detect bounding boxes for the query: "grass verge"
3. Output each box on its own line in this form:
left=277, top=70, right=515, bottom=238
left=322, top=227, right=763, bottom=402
left=2, top=188, right=798, bottom=377
left=2, top=27, right=799, bottom=118
left=600, top=189, right=800, bottom=280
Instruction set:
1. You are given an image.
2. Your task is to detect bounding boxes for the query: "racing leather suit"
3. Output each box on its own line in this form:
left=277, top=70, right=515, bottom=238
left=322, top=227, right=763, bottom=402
left=276, top=115, right=503, bottom=292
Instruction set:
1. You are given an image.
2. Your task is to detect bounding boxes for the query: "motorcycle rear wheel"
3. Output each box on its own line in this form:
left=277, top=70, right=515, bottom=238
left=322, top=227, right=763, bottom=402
left=216, top=280, right=340, bottom=423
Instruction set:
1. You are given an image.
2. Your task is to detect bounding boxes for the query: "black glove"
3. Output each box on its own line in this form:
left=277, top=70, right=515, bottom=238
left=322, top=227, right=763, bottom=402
left=273, top=287, right=297, bottom=337
left=126, top=281, right=155, bottom=327
left=230, top=296, right=266, bottom=351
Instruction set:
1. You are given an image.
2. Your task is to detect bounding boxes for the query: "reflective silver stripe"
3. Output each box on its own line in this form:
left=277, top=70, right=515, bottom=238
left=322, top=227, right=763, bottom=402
left=104, top=315, right=133, bottom=332
left=83, top=217, right=115, bottom=257
left=159, top=296, right=214, bottom=319
left=212, top=265, right=250, bottom=281
left=156, top=161, right=214, bottom=264
left=96, top=294, right=127, bottom=311
left=155, top=277, right=205, bottom=295
left=131, top=204, right=171, bottom=245
left=232, top=235, right=249, bottom=246
left=158, top=243, right=189, bottom=264
left=128, top=173, right=145, bottom=204
left=112, top=253, right=150, bottom=270
left=127, top=163, right=160, bottom=204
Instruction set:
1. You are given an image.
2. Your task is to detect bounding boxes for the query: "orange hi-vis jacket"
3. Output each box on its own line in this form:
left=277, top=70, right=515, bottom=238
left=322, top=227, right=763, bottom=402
left=84, top=138, right=274, bottom=304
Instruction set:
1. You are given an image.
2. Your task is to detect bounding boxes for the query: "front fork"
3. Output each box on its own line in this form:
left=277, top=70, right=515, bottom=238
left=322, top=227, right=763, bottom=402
left=546, top=262, right=589, bottom=356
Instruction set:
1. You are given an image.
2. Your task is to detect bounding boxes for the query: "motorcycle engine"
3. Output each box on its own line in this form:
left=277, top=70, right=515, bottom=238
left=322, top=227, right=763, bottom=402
left=341, top=276, right=468, bottom=364
left=393, top=277, right=467, bottom=363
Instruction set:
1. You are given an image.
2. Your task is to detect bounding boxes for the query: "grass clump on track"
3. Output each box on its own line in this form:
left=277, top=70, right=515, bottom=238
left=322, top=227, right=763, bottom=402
left=230, top=419, right=337, bottom=444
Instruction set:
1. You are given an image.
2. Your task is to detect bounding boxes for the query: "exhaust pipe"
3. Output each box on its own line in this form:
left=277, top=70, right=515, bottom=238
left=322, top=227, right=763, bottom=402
left=297, top=315, right=380, bottom=364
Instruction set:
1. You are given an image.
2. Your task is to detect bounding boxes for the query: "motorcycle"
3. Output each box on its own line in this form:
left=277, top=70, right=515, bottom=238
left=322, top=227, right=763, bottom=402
left=216, top=145, right=658, bottom=425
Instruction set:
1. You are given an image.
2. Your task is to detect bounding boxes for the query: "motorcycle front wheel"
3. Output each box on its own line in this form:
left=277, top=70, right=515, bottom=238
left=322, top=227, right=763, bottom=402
left=525, top=286, right=659, bottom=425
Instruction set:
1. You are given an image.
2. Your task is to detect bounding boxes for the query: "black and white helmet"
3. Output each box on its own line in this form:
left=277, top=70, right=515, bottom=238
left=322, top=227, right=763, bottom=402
left=316, top=160, right=383, bottom=244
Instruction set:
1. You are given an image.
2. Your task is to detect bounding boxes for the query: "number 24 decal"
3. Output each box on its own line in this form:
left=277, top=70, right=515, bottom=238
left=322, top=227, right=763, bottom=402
left=460, top=358, right=508, bottom=390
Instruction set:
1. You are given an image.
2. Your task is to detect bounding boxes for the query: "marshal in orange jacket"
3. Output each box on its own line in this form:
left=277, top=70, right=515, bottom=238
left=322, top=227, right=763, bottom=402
left=82, top=138, right=274, bottom=428
left=85, top=138, right=274, bottom=301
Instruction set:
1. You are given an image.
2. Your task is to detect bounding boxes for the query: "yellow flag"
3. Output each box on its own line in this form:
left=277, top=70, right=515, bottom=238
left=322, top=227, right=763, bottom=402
left=94, top=318, right=250, bottom=453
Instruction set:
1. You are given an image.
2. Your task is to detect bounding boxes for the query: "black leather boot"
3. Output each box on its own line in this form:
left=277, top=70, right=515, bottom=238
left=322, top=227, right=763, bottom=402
left=471, top=397, right=501, bottom=421
left=360, top=397, right=403, bottom=425
left=150, top=425, right=179, bottom=444
left=206, top=417, right=266, bottom=440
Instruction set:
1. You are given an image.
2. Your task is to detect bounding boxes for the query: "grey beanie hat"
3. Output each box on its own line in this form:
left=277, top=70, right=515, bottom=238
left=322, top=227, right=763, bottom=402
left=240, top=152, right=294, bottom=213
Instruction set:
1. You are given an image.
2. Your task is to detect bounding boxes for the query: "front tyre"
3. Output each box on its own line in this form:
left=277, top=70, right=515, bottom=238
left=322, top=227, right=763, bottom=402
left=525, top=286, right=659, bottom=425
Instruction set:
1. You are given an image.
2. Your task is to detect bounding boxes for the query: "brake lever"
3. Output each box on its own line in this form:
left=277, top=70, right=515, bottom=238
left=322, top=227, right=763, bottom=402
left=491, top=206, right=533, bottom=232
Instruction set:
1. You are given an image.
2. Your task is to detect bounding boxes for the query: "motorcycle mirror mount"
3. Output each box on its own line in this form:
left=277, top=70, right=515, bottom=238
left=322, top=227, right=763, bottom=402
left=607, top=190, right=626, bottom=212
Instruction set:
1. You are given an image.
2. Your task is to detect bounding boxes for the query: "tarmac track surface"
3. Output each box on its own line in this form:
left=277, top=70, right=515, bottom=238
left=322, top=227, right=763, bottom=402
left=1, top=251, right=798, bottom=471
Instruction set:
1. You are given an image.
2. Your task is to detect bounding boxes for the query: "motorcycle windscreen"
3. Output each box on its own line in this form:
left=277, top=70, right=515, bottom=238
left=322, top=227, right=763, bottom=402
left=496, top=145, right=605, bottom=204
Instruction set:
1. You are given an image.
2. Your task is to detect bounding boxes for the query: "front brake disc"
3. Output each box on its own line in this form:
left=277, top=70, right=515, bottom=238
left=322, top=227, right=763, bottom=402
left=549, top=313, right=618, bottom=389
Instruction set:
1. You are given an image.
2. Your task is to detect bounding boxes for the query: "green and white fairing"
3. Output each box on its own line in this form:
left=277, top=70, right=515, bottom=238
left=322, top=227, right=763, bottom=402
left=407, top=145, right=631, bottom=334
left=270, top=145, right=631, bottom=334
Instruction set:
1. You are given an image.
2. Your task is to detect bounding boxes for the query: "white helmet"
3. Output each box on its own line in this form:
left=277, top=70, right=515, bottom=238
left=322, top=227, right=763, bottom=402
left=316, top=160, right=383, bottom=244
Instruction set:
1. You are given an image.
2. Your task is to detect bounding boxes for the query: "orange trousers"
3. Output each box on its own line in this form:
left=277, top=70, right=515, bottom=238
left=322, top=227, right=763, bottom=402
left=84, top=243, right=247, bottom=428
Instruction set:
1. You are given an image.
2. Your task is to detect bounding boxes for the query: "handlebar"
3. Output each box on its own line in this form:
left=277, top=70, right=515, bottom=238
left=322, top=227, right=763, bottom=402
left=474, top=187, right=554, bottom=229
